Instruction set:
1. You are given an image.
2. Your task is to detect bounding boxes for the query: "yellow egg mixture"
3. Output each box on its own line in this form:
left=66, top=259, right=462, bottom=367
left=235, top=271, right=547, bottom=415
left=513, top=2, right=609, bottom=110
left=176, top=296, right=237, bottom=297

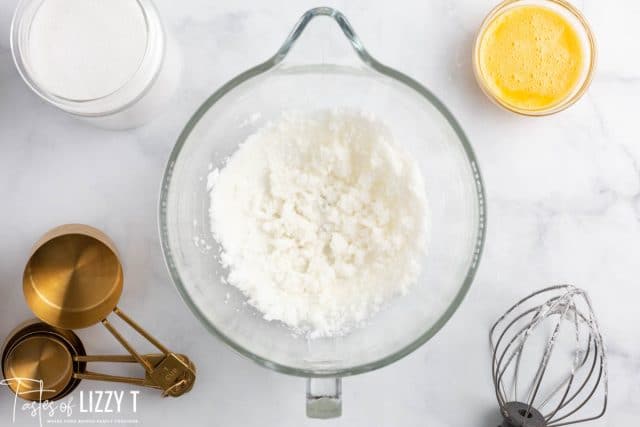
left=478, top=5, right=585, bottom=110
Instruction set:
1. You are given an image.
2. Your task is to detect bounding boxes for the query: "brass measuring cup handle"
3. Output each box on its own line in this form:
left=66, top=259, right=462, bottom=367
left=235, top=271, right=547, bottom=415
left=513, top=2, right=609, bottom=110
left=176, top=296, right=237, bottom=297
left=99, top=308, right=196, bottom=396
left=101, top=308, right=168, bottom=373
left=72, top=353, right=194, bottom=394
left=72, top=372, right=157, bottom=388
left=69, top=308, right=194, bottom=396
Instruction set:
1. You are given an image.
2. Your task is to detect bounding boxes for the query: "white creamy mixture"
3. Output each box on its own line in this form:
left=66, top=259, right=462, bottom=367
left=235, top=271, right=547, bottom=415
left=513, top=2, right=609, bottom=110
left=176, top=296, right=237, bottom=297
left=208, top=110, right=428, bottom=338
left=27, top=0, right=148, bottom=100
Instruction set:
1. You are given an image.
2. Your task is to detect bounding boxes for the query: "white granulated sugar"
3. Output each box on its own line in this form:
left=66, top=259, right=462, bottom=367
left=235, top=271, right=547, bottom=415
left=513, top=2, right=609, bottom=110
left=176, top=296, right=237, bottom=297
left=28, top=0, right=148, bottom=100
left=208, top=110, right=428, bottom=338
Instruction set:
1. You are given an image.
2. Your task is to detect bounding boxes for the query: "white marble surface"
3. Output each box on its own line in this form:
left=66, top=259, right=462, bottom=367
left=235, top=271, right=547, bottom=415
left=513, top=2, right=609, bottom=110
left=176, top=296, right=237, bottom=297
left=0, top=0, right=638, bottom=425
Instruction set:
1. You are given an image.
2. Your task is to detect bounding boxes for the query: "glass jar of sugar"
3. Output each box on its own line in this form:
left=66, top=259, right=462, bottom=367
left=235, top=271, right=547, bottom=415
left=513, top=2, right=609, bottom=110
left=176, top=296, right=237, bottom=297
left=10, top=0, right=180, bottom=129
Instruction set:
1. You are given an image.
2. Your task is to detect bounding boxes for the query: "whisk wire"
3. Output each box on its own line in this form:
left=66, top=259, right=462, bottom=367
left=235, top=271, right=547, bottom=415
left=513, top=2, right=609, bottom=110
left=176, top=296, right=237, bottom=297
left=538, top=298, right=584, bottom=414
left=542, top=328, right=594, bottom=418
left=523, top=298, right=572, bottom=420
left=493, top=306, right=549, bottom=407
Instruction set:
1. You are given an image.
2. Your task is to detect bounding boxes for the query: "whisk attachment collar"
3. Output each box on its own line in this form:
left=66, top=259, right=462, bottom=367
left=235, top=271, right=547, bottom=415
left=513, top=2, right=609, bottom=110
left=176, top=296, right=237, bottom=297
left=500, top=401, right=547, bottom=427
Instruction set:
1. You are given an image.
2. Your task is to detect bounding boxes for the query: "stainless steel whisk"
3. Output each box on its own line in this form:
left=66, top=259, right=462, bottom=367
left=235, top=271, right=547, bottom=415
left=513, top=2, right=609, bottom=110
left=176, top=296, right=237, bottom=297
left=490, top=285, right=607, bottom=427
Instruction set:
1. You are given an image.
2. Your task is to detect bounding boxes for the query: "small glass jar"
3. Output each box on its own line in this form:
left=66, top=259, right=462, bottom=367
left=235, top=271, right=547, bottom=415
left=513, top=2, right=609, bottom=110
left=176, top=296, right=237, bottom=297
left=10, top=0, right=181, bottom=129
left=473, top=0, right=596, bottom=116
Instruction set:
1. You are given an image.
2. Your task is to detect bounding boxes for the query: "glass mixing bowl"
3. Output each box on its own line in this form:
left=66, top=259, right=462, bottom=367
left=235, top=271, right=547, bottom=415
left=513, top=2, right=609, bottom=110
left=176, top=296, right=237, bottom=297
left=160, top=7, right=486, bottom=417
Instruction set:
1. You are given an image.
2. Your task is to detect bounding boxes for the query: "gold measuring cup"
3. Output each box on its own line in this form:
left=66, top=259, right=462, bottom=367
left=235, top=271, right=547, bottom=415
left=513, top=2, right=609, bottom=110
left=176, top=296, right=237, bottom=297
left=22, top=225, right=196, bottom=397
left=1, top=320, right=83, bottom=401
left=2, top=320, right=195, bottom=401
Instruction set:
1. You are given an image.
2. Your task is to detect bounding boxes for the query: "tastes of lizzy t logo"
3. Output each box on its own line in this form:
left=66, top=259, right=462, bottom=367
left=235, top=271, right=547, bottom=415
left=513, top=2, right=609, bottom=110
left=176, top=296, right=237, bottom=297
left=1, top=377, right=140, bottom=426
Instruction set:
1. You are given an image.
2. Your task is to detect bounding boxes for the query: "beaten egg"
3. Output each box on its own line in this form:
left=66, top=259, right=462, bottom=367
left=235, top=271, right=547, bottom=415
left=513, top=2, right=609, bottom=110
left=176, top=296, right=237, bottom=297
left=474, top=1, right=594, bottom=114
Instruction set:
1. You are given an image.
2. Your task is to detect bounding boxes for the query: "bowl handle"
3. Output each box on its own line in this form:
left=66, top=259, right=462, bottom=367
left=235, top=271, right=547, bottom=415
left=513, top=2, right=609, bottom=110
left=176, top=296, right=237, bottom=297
left=306, top=377, right=342, bottom=418
left=272, top=7, right=373, bottom=68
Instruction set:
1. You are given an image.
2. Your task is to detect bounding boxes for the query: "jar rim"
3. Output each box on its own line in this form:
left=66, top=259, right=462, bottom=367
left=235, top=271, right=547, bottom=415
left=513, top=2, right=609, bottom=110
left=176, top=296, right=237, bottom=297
left=10, top=0, right=166, bottom=117
left=472, top=0, right=597, bottom=116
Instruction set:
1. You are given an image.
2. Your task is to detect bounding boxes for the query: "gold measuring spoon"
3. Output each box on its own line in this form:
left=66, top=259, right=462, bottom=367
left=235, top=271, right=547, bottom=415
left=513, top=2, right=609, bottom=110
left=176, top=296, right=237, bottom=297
left=2, top=321, right=194, bottom=401
left=22, top=225, right=196, bottom=397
